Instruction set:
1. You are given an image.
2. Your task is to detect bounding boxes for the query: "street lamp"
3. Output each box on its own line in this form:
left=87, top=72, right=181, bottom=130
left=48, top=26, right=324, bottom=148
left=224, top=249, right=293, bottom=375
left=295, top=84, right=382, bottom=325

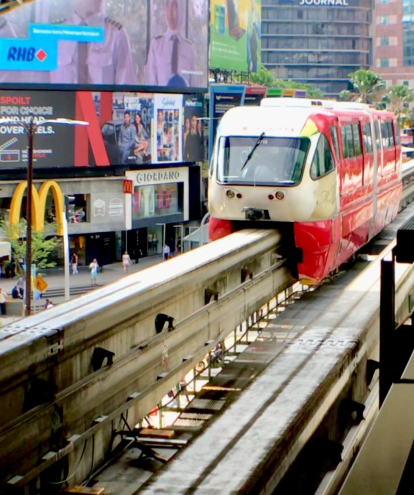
left=0, top=116, right=88, bottom=316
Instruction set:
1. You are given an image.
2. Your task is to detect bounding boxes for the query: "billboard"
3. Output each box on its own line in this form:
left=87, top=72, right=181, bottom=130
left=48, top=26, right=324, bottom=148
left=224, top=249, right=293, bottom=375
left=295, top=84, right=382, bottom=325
left=0, top=0, right=208, bottom=92
left=0, top=90, right=205, bottom=169
left=208, top=84, right=245, bottom=161
left=210, top=0, right=261, bottom=72
left=0, top=91, right=76, bottom=168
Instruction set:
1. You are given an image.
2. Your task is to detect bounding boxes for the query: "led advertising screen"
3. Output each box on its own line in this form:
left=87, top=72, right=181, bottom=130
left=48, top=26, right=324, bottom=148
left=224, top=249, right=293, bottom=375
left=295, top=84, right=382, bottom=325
left=0, top=90, right=205, bottom=169
left=0, top=91, right=76, bottom=168
left=0, top=0, right=209, bottom=92
left=210, top=0, right=261, bottom=72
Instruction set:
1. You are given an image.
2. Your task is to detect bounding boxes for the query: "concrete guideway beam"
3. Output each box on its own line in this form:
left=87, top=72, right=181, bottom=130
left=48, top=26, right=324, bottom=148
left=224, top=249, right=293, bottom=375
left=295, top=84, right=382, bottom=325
left=139, top=209, right=414, bottom=495
left=0, top=229, right=294, bottom=489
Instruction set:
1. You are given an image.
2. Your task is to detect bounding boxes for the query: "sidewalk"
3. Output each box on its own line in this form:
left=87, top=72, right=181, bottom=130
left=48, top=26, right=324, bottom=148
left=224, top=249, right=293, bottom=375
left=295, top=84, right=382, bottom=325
left=0, top=254, right=164, bottom=322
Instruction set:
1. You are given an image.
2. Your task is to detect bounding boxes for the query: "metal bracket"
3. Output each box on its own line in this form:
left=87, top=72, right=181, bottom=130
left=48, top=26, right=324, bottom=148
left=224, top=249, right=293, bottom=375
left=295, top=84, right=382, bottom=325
left=205, top=288, right=219, bottom=305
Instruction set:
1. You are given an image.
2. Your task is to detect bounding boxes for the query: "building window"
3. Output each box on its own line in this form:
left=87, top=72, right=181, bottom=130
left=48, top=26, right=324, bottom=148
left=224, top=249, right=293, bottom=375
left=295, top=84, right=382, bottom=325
left=132, top=183, right=183, bottom=220
left=380, top=0, right=389, bottom=4
left=380, top=15, right=389, bottom=24
left=380, top=58, right=390, bottom=67
left=380, top=37, right=389, bottom=46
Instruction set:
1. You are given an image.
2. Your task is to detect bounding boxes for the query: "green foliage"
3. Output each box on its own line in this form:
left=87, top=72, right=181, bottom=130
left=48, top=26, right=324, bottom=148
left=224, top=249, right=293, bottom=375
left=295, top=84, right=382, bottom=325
left=249, top=65, right=323, bottom=97
left=385, top=85, right=414, bottom=123
left=0, top=219, right=61, bottom=272
left=338, top=90, right=353, bottom=102
left=348, top=69, right=385, bottom=103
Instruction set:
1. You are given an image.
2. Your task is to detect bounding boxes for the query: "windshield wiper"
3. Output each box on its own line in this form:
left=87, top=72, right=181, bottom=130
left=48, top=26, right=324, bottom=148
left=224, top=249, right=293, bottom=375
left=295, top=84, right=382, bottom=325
left=241, top=132, right=265, bottom=171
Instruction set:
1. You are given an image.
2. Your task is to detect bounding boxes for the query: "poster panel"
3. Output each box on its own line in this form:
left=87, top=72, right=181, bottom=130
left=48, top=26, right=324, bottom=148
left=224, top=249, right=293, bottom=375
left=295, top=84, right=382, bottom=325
left=0, top=91, right=75, bottom=168
left=183, top=95, right=204, bottom=162
left=243, top=85, right=267, bottom=106
left=210, top=0, right=261, bottom=72
left=208, top=84, right=245, bottom=161
left=102, top=92, right=154, bottom=165
left=153, top=94, right=183, bottom=163
left=0, top=0, right=208, bottom=91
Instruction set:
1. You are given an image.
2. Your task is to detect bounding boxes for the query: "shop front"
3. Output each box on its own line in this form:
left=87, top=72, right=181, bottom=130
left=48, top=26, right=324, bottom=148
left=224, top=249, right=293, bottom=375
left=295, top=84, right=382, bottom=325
left=125, top=167, right=191, bottom=257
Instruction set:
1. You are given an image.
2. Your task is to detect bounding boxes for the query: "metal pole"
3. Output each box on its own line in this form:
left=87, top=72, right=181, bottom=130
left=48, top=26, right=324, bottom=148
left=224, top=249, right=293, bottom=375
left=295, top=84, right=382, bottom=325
left=62, top=211, right=70, bottom=302
left=379, top=252, right=396, bottom=407
left=25, top=121, right=33, bottom=317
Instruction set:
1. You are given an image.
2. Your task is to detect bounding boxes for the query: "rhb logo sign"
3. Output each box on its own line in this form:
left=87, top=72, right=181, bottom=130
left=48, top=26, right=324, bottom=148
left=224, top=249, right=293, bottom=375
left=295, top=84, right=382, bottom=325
left=7, top=47, right=47, bottom=62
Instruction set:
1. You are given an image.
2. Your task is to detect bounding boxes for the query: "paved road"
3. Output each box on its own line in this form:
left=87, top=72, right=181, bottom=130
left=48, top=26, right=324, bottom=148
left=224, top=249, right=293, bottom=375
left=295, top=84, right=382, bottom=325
left=0, top=254, right=164, bottom=325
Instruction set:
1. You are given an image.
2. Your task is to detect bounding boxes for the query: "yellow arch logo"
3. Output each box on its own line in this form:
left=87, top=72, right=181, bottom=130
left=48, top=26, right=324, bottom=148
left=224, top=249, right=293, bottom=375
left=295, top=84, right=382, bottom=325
left=10, top=180, right=64, bottom=236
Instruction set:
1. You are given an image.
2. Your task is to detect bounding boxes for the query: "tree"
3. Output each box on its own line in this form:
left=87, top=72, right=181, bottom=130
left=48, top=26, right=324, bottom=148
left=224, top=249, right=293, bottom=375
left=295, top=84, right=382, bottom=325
left=0, top=219, right=62, bottom=272
left=338, top=90, right=354, bottom=102
left=348, top=69, right=385, bottom=104
left=384, top=84, right=414, bottom=123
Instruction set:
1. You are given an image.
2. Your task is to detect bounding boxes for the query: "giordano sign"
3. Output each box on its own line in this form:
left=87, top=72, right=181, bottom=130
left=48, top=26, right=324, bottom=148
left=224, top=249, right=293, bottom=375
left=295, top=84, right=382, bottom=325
left=10, top=180, right=64, bottom=236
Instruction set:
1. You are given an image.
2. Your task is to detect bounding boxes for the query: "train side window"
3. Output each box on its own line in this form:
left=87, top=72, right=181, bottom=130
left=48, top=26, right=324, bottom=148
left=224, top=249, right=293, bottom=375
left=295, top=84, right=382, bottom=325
left=381, top=122, right=389, bottom=148
left=395, top=121, right=401, bottom=145
left=352, top=123, right=362, bottom=156
left=346, top=124, right=355, bottom=157
left=341, top=126, right=348, bottom=159
left=387, top=121, right=395, bottom=146
left=329, top=126, right=340, bottom=161
left=374, top=121, right=382, bottom=150
left=310, top=135, right=335, bottom=180
left=364, top=123, right=373, bottom=153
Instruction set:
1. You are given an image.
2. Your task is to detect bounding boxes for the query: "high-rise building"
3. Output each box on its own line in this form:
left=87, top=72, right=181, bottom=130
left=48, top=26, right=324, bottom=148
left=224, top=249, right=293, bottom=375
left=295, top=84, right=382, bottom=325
left=374, top=0, right=414, bottom=87
left=261, top=0, right=373, bottom=96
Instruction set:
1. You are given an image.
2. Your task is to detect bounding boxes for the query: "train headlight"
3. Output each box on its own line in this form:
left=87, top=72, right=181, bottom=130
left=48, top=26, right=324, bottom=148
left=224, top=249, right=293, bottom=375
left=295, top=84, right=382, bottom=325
left=275, top=191, right=285, bottom=200
left=226, top=190, right=236, bottom=199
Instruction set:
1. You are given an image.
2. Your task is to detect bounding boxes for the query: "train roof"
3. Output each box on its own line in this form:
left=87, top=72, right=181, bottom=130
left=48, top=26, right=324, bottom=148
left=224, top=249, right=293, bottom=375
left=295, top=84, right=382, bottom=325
left=217, top=105, right=332, bottom=137
left=217, top=99, right=396, bottom=138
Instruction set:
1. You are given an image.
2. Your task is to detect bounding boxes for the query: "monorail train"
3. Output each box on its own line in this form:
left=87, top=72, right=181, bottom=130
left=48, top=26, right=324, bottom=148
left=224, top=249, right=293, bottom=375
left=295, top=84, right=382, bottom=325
left=208, top=98, right=402, bottom=283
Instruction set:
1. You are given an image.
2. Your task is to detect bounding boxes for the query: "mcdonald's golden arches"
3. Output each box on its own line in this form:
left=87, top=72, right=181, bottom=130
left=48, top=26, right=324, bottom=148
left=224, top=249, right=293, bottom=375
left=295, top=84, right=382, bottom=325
left=10, top=180, right=64, bottom=236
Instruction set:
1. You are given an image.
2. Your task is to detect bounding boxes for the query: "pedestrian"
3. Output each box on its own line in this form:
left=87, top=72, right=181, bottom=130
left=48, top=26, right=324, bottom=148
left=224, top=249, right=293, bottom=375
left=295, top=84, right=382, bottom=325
left=122, top=251, right=132, bottom=273
left=0, top=288, right=6, bottom=316
left=17, top=276, right=24, bottom=297
left=135, top=246, right=143, bottom=264
left=71, top=252, right=79, bottom=275
left=89, top=258, right=99, bottom=286
left=44, top=299, right=54, bottom=309
left=11, top=285, right=22, bottom=299
left=163, top=244, right=171, bottom=261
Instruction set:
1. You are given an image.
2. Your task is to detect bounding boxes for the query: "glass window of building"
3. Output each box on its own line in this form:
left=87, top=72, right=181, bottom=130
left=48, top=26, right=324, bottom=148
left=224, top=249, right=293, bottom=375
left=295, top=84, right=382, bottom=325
left=380, top=15, right=389, bottom=24
left=380, top=0, right=389, bottom=3
left=132, top=183, right=183, bottom=220
left=380, top=37, right=390, bottom=46
left=380, top=58, right=390, bottom=67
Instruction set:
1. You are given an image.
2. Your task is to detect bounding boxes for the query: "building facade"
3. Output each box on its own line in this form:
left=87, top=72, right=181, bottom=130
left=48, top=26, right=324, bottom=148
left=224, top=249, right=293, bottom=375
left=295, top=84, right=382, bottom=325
left=374, top=0, right=414, bottom=87
left=261, top=0, right=373, bottom=96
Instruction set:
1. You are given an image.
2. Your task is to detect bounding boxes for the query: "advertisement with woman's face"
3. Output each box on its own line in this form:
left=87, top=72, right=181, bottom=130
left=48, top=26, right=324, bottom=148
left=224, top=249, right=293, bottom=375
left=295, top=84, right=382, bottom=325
left=0, top=0, right=208, bottom=91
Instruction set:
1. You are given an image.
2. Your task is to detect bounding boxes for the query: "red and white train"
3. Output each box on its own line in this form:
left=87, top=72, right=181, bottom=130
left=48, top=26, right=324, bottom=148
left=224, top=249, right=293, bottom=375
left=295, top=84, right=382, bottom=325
left=208, top=98, right=402, bottom=284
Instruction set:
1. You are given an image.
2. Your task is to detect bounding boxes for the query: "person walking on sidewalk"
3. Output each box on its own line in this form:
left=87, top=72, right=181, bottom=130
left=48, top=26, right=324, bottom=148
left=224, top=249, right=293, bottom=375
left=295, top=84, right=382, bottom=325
left=71, top=252, right=79, bottom=275
left=163, top=244, right=170, bottom=261
left=89, top=258, right=99, bottom=286
left=0, top=288, right=6, bottom=316
left=122, top=251, right=132, bottom=273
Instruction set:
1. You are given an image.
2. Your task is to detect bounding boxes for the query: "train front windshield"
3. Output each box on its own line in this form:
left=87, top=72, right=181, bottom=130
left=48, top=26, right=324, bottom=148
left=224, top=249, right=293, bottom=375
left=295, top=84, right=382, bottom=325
left=217, top=136, right=310, bottom=185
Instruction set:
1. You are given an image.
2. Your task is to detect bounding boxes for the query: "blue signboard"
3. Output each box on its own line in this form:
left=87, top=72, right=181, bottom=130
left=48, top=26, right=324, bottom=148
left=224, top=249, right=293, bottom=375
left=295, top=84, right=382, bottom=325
left=208, top=84, right=246, bottom=162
